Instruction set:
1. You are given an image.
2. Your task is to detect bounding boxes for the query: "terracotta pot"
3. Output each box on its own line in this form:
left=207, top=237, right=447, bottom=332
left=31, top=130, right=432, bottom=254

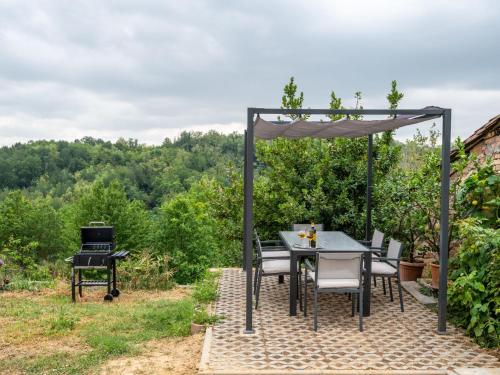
left=431, top=263, right=440, bottom=289
left=191, top=322, right=205, bottom=335
left=399, top=261, right=425, bottom=281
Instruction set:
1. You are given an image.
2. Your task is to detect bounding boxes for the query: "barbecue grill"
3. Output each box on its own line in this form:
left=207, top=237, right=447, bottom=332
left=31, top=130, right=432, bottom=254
left=66, top=222, right=129, bottom=302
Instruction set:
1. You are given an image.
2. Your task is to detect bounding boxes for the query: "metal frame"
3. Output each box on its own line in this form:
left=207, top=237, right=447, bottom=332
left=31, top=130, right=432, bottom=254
left=243, top=107, right=451, bottom=334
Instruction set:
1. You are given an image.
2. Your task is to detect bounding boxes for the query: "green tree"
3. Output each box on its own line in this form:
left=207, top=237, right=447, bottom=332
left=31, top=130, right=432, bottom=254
left=155, top=190, right=219, bottom=284
left=61, top=180, right=151, bottom=253
left=280, top=77, right=309, bottom=120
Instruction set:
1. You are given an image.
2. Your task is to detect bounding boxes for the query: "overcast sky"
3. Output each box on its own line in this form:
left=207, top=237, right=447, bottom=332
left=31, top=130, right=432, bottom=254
left=0, top=0, right=499, bottom=146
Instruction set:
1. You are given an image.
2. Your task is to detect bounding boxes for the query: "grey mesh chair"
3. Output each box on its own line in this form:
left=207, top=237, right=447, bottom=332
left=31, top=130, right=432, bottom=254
left=371, top=239, right=404, bottom=312
left=292, top=223, right=324, bottom=231
left=254, top=231, right=301, bottom=310
left=358, top=229, right=385, bottom=287
left=304, top=252, right=364, bottom=332
left=358, top=229, right=385, bottom=257
left=253, top=230, right=289, bottom=294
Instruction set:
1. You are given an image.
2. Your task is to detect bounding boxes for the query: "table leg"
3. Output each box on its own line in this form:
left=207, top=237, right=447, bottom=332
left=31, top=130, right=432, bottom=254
left=363, top=252, right=371, bottom=316
left=290, top=252, right=298, bottom=316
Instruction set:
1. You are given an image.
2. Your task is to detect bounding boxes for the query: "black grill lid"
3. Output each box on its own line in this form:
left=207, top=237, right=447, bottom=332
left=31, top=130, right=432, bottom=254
left=80, top=224, right=114, bottom=245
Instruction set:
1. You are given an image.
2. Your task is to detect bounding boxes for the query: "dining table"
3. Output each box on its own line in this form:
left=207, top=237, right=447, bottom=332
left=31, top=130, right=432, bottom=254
left=279, top=231, right=373, bottom=317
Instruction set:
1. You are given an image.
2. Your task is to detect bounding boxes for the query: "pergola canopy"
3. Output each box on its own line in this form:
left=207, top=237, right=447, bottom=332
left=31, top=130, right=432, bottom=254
left=254, top=107, right=440, bottom=140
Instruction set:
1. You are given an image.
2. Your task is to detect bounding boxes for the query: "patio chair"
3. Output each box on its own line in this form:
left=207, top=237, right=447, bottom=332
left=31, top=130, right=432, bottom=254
left=371, top=239, right=404, bottom=312
left=254, top=231, right=301, bottom=310
left=358, top=229, right=385, bottom=287
left=303, top=252, right=364, bottom=332
left=253, top=230, right=289, bottom=294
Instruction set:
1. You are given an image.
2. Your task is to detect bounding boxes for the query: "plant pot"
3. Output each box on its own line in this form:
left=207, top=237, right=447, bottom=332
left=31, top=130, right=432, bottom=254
left=191, top=322, right=205, bottom=335
left=430, top=263, right=440, bottom=289
left=399, top=261, right=425, bottom=281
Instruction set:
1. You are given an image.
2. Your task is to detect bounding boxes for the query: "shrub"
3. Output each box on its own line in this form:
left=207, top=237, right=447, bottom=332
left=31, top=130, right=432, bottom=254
left=155, top=192, right=219, bottom=284
left=192, top=269, right=220, bottom=304
left=448, top=218, right=499, bottom=348
left=119, top=249, right=173, bottom=290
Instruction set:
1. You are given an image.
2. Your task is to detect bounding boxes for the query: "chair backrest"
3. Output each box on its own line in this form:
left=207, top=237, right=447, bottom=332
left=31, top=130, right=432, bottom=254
left=315, top=252, right=362, bottom=282
left=372, top=229, right=385, bottom=249
left=386, top=239, right=403, bottom=267
left=253, top=230, right=263, bottom=259
left=293, top=223, right=324, bottom=231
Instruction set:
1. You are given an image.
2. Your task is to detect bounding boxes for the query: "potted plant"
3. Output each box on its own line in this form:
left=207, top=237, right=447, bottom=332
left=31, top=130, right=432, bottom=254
left=191, top=305, right=219, bottom=335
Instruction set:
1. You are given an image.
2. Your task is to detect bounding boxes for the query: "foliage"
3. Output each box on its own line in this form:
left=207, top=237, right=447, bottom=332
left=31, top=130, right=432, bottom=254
left=155, top=189, right=219, bottom=284
left=374, top=130, right=474, bottom=261
left=457, top=160, right=499, bottom=228
left=254, top=78, right=400, bottom=240
left=119, top=249, right=173, bottom=290
left=192, top=269, right=220, bottom=304
left=0, top=191, right=65, bottom=260
left=280, top=76, right=308, bottom=120
left=60, top=180, right=152, bottom=253
left=448, top=218, right=499, bottom=348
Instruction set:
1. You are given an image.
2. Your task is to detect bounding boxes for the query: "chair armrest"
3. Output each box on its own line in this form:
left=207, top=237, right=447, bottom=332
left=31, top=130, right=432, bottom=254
left=369, top=246, right=385, bottom=250
left=261, top=240, right=283, bottom=245
left=304, top=259, right=315, bottom=272
left=358, top=240, right=371, bottom=245
left=261, top=246, right=287, bottom=251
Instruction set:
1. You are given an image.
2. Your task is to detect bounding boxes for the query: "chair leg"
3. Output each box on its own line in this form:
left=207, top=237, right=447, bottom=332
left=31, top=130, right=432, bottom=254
left=253, top=262, right=259, bottom=294
left=348, top=293, right=351, bottom=301
left=382, top=277, right=386, bottom=295
left=278, top=275, right=284, bottom=284
left=373, top=276, right=377, bottom=287
left=388, top=277, right=394, bottom=302
left=358, top=290, right=364, bottom=332
left=255, top=268, right=262, bottom=310
left=313, top=288, right=318, bottom=332
left=356, top=293, right=359, bottom=312
left=351, top=293, right=355, bottom=317
left=298, top=271, right=303, bottom=311
left=397, top=272, right=404, bottom=312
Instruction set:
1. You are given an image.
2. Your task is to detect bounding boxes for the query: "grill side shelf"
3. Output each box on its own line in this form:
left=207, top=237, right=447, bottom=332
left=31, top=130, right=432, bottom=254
left=110, top=250, right=129, bottom=259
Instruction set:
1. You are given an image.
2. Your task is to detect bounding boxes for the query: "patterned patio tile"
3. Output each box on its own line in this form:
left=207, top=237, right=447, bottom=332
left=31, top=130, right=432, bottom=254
left=203, top=269, right=499, bottom=373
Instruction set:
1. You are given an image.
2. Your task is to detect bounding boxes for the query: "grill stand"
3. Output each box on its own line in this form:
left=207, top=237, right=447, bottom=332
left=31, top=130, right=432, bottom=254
left=68, top=255, right=126, bottom=302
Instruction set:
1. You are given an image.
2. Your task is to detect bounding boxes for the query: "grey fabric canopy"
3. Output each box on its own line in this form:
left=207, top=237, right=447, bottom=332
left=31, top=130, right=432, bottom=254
left=254, top=110, right=439, bottom=140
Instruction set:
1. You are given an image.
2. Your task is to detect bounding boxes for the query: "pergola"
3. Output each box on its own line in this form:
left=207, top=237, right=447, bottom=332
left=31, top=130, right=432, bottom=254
left=242, top=106, right=452, bottom=334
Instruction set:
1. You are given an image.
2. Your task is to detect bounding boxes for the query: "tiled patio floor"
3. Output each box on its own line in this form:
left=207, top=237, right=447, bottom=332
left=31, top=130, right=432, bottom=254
left=201, top=269, right=499, bottom=374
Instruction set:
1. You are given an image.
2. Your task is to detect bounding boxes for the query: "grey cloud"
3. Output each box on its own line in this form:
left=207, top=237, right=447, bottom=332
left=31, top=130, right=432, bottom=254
left=0, top=0, right=499, bottom=144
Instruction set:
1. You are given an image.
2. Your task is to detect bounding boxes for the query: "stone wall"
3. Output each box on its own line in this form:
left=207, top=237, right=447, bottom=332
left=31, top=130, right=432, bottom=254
left=468, top=128, right=500, bottom=172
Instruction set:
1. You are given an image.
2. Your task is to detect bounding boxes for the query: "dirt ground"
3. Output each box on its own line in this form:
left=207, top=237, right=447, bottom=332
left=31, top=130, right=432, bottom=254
left=99, top=333, right=204, bottom=375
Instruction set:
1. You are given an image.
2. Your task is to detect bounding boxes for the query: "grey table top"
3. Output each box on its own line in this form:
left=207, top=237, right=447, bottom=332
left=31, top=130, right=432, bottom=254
left=279, top=231, right=370, bottom=253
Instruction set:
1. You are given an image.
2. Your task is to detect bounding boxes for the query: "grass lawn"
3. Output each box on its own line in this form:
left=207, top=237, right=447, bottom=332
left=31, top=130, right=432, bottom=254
left=0, top=270, right=220, bottom=375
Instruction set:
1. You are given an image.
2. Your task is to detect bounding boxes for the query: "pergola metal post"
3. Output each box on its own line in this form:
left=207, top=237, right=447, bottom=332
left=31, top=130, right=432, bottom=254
left=244, top=109, right=254, bottom=333
left=438, top=109, right=452, bottom=333
left=365, top=134, right=373, bottom=241
left=242, top=130, right=247, bottom=271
